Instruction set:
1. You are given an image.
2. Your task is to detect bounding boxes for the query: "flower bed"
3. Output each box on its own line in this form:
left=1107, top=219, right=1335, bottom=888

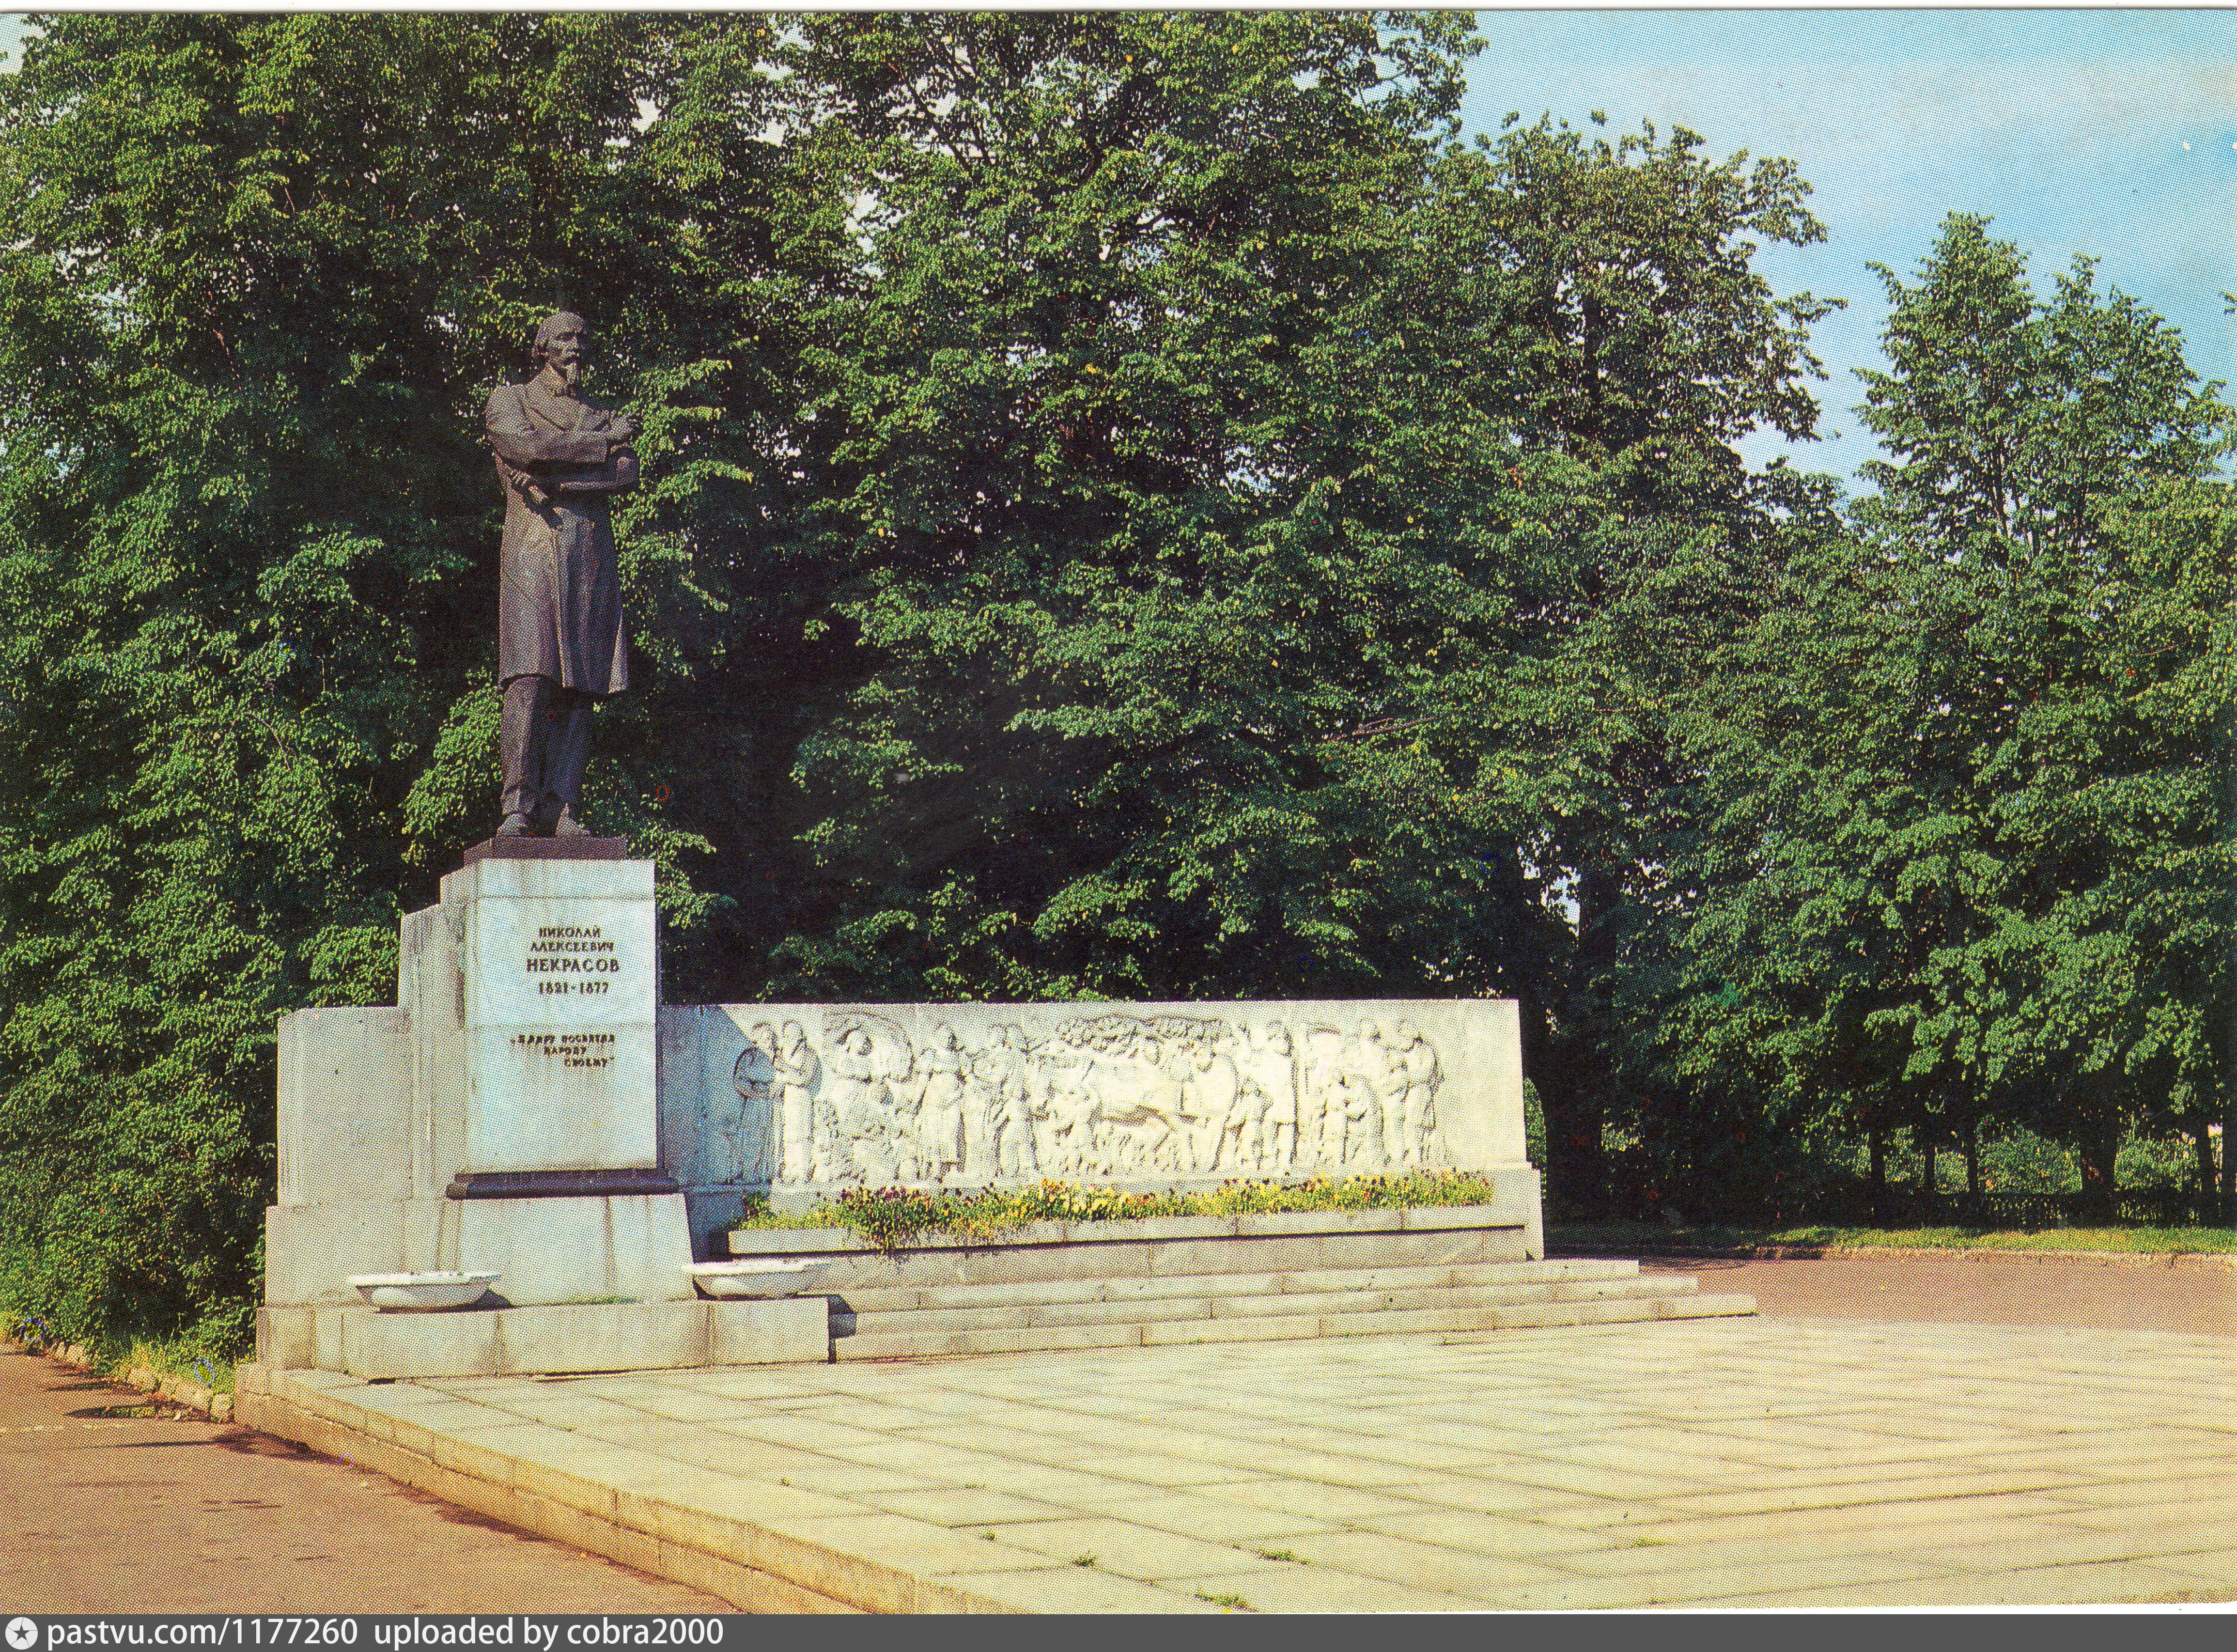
left=731, top=1169, right=1505, bottom=1255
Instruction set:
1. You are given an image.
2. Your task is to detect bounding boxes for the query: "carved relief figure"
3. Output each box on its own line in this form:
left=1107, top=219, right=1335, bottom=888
left=1184, top=1037, right=1243, bottom=1172
left=721, top=1022, right=777, bottom=1184
left=1247, top=1022, right=1299, bottom=1172
left=985, top=1025, right=1041, bottom=1178
left=1365, top=1019, right=1410, bottom=1166
left=918, top=1023, right=968, bottom=1183
left=1215, top=1043, right=1260, bottom=1171
left=1394, top=1019, right=1442, bottom=1164
left=1303, top=1029, right=1347, bottom=1166
left=1037, top=1069, right=1098, bottom=1174
left=1340, top=1022, right=1387, bottom=1165
left=1131, top=1033, right=1187, bottom=1171
left=889, top=1059, right=925, bottom=1183
left=1054, top=1019, right=1180, bottom=1172
left=828, top=1027, right=897, bottom=1181
left=774, top=1019, right=822, bottom=1181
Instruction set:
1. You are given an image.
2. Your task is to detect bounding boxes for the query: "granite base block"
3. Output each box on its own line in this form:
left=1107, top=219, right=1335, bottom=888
left=439, top=1192, right=697, bottom=1306
left=726, top=1196, right=1539, bottom=1292
left=255, top=1305, right=315, bottom=1371
left=342, top=1302, right=503, bottom=1379
left=264, top=1202, right=412, bottom=1306
left=263, top=1192, right=697, bottom=1310
left=277, top=1007, right=414, bottom=1205
left=316, top=1297, right=827, bottom=1379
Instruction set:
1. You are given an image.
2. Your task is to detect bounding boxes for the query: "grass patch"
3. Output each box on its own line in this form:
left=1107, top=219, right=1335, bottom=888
left=1254, top=1548, right=1306, bottom=1563
left=1071, top=1553, right=1097, bottom=1567
left=6, top=1315, right=241, bottom=1396
left=733, top=1169, right=1505, bottom=1255
left=4, top=1319, right=234, bottom=1395
left=1553, top=1221, right=2237, bottom=1256
left=1196, top=1591, right=1253, bottom=1610
left=125, top=1339, right=235, bottom=1395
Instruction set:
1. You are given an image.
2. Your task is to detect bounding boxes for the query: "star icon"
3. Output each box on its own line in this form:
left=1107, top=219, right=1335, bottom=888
left=7, top=1617, right=38, bottom=1651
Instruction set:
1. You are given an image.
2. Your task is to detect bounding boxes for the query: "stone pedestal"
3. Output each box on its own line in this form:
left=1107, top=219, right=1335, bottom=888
left=402, top=847, right=671, bottom=1195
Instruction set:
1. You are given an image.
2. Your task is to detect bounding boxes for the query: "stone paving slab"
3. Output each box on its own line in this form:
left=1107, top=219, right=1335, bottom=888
left=237, top=1315, right=2237, bottom=1611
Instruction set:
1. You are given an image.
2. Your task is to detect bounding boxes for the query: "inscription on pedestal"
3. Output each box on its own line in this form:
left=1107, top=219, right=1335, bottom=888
left=523, top=922, right=623, bottom=999
left=450, top=864, right=660, bottom=1178
left=513, top=1032, right=619, bottom=1069
left=470, top=901, right=652, bottom=1028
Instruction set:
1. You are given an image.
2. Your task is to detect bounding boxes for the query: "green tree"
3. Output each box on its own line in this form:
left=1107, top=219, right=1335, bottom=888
left=0, top=9, right=1537, bottom=1350
left=723, top=43, right=1850, bottom=1235
left=1403, top=113, right=1842, bottom=1216
left=1677, top=215, right=2235, bottom=1220
left=715, top=10, right=1512, bottom=1008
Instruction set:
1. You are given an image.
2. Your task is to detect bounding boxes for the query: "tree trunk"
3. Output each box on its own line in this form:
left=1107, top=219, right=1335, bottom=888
left=1534, top=862, right=1624, bottom=1223
left=2194, top=1119, right=2219, bottom=1224
left=2075, top=1114, right=2120, bottom=1224
left=1923, top=1129, right=1940, bottom=1205
left=2216, top=608, right=2237, bottom=1222
left=1534, top=1052, right=1607, bottom=1224
left=1964, top=1116, right=1981, bottom=1199
left=1868, top=1124, right=1887, bottom=1223
left=1518, top=990, right=1604, bottom=1223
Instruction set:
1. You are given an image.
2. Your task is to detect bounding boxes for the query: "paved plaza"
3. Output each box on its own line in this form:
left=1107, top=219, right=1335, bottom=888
left=249, top=1310, right=2237, bottom=1610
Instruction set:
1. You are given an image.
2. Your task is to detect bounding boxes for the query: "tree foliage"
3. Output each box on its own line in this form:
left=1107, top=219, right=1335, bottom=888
left=1672, top=215, right=2236, bottom=1217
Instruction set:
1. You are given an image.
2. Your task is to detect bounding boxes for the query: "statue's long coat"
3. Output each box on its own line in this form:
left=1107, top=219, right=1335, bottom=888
left=483, top=369, right=637, bottom=693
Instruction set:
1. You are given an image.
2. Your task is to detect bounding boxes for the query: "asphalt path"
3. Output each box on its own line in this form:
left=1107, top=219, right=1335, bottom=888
left=1644, top=1251, right=2237, bottom=1338
left=0, top=1346, right=731, bottom=1614
left=3, top=1251, right=2230, bottom=1612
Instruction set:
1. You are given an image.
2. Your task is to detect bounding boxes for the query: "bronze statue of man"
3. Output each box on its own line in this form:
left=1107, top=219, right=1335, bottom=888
left=483, top=312, right=639, bottom=838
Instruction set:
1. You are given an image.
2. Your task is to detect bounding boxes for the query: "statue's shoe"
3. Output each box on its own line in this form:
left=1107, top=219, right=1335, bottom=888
left=553, top=809, right=591, bottom=838
left=496, top=811, right=536, bottom=838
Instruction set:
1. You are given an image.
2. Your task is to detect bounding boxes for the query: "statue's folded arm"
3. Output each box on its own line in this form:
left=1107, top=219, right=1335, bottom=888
left=485, top=389, right=612, bottom=469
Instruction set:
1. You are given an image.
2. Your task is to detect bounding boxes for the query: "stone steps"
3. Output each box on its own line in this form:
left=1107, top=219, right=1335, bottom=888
left=824, top=1256, right=1752, bottom=1361
left=833, top=1291, right=1757, bottom=1361
left=831, top=1255, right=1645, bottom=1314
left=833, top=1274, right=1695, bottom=1336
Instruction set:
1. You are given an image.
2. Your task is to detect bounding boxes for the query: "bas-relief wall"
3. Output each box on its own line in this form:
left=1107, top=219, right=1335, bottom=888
left=656, top=999, right=1523, bottom=1192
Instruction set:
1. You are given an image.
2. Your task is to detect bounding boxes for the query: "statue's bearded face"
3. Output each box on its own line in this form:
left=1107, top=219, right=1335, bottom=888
left=535, top=314, right=590, bottom=388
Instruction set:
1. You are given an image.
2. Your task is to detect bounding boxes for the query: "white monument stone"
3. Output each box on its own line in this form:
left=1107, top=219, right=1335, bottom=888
left=259, top=846, right=1545, bottom=1373
left=263, top=849, right=694, bottom=1351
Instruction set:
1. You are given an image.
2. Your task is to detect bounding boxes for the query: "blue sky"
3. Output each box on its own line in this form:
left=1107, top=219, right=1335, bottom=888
left=1457, top=9, right=2237, bottom=485
left=6, top=9, right=2231, bottom=489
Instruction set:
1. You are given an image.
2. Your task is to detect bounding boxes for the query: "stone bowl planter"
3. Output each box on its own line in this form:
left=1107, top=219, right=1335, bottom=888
left=345, top=1271, right=500, bottom=1311
left=686, top=1259, right=832, bottom=1299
